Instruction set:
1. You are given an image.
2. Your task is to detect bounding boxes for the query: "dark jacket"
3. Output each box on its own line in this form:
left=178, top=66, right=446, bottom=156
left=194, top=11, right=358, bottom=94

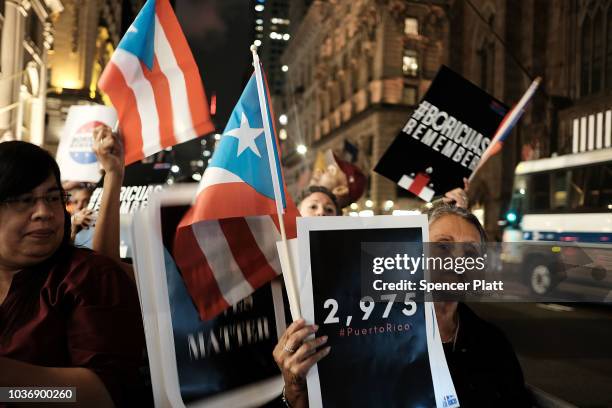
left=443, top=303, right=532, bottom=407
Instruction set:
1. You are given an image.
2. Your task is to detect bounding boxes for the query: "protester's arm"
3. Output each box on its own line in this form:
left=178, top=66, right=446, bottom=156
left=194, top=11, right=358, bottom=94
left=272, top=319, right=331, bottom=408
left=0, top=357, right=114, bottom=407
left=92, top=126, right=124, bottom=261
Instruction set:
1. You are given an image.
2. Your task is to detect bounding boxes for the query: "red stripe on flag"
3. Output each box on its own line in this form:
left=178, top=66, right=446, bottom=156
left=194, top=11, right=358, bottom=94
left=487, top=141, right=503, bottom=157
left=173, top=222, right=229, bottom=321
left=99, top=62, right=144, bottom=164
left=140, top=57, right=177, bottom=148
left=408, top=173, right=430, bottom=196
left=270, top=196, right=299, bottom=238
left=219, top=218, right=279, bottom=290
left=156, top=0, right=213, bottom=136
left=179, top=182, right=280, bottom=228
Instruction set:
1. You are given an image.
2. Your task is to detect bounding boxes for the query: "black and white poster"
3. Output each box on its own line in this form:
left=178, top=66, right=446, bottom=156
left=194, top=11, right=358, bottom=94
left=296, top=216, right=458, bottom=408
left=374, top=65, right=508, bottom=201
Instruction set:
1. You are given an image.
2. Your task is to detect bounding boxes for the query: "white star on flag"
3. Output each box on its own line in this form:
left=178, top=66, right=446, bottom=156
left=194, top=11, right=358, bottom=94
left=225, top=112, right=263, bottom=157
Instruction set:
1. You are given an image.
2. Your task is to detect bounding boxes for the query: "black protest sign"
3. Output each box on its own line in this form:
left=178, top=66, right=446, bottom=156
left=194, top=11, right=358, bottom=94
left=374, top=65, right=508, bottom=201
left=158, top=204, right=285, bottom=404
left=308, top=228, right=435, bottom=407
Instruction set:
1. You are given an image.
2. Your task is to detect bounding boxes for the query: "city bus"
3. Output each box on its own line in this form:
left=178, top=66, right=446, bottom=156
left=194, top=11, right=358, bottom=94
left=502, top=148, right=612, bottom=298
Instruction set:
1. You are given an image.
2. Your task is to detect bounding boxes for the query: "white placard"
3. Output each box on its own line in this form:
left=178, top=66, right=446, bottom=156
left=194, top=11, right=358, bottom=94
left=56, top=104, right=117, bottom=182
left=295, top=215, right=458, bottom=408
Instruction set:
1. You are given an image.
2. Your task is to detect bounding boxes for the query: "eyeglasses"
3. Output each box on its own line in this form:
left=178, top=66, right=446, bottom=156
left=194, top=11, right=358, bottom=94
left=1, top=191, right=70, bottom=212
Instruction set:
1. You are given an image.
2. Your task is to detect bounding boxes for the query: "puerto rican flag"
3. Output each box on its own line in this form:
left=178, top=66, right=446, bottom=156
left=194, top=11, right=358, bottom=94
left=98, top=0, right=213, bottom=164
left=173, top=68, right=298, bottom=321
left=398, top=173, right=435, bottom=202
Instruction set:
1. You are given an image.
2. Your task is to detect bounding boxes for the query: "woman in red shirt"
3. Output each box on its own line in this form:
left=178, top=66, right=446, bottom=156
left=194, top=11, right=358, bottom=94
left=0, top=141, right=145, bottom=407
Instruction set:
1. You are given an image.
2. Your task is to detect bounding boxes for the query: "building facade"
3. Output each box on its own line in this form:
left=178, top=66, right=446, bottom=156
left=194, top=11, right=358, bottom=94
left=280, top=0, right=612, bottom=239
left=0, top=0, right=63, bottom=146
left=280, top=0, right=451, bottom=212
left=45, top=0, right=144, bottom=153
left=448, top=0, right=612, bottom=238
left=256, top=0, right=290, bottom=97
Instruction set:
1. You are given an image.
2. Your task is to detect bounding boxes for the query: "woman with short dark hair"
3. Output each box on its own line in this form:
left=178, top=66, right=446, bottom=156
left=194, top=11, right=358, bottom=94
left=0, top=141, right=145, bottom=407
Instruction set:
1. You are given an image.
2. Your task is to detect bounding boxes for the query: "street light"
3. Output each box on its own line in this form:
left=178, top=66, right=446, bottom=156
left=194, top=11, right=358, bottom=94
left=296, top=144, right=307, bottom=155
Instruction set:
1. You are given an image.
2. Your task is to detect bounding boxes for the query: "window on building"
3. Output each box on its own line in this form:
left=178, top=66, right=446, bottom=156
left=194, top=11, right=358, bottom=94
left=477, top=41, right=495, bottom=93
left=580, top=7, right=610, bottom=96
left=581, top=18, right=592, bottom=96
left=592, top=12, right=603, bottom=93
left=402, top=50, right=418, bottom=77
left=25, top=13, right=45, bottom=52
left=404, top=17, right=418, bottom=36
left=403, top=83, right=417, bottom=105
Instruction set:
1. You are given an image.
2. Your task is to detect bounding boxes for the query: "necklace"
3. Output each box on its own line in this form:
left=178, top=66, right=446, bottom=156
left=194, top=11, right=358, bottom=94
left=442, top=314, right=460, bottom=352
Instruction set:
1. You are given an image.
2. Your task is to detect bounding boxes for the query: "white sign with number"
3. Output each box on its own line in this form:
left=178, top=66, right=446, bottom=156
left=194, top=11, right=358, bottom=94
left=295, top=215, right=458, bottom=408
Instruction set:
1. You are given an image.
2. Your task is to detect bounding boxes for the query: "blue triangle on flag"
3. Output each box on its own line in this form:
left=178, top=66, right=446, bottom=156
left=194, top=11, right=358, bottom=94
left=117, top=0, right=156, bottom=70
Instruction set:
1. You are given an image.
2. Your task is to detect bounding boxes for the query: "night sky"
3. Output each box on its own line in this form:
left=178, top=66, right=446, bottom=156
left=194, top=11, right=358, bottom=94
left=172, top=0, right=255, bottom=176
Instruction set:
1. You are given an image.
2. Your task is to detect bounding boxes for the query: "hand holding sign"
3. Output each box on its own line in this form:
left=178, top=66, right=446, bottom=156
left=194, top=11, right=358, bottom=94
left=273, top=319, right=330, bottom=408
left=442, top=177, right=470, bottom=208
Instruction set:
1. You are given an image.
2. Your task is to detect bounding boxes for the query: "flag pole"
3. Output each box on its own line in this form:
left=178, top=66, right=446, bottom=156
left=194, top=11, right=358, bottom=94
left=469, top=76, right=541, bottom=183
left=251, top=45, right=302, bottom=319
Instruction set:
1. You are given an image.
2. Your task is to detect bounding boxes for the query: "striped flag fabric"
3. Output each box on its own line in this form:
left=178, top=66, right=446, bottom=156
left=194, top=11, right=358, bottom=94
left=98, top=0, right=214, bottom=164
left=470, top=77, right=541, bottom=179
left=173, top=68, right=298, bottom=321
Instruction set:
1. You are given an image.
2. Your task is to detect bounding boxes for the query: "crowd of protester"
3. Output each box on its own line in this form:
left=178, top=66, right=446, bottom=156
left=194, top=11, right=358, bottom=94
left=0, top=129, right=530, bottom=407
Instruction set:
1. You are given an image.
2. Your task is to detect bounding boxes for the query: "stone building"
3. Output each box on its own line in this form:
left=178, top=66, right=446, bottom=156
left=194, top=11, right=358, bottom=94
left=256, top=0, right=291, bottom=97
left=280, top=0, right=612, bottom=239
left=0, top=0, right=64, bottom=145
left=280, top=0, right=450, bottom=213
left=448, top=0, right=612, bottom=239
left=45, top=0, right=144, bottom=152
